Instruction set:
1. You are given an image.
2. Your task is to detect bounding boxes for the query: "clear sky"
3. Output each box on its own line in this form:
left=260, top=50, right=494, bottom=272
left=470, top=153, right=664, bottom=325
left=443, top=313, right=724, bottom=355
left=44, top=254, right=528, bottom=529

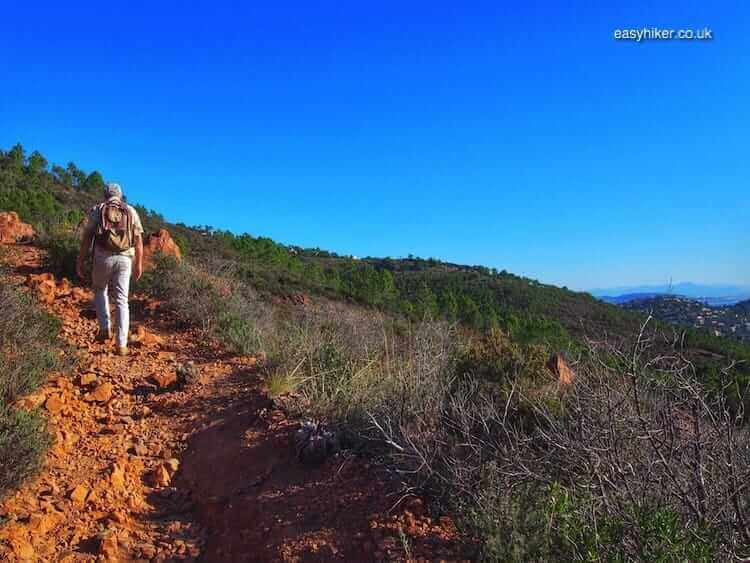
left=1, top=1, right=748, bottom=290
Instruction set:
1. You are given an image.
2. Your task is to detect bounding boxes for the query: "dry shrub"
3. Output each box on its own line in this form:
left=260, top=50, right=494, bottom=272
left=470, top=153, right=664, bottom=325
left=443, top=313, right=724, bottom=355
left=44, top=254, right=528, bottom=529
left=137, top=256, right=750, bottom=560
left=371, top=318, right=750, bottom=561
left=138, top=255, right=273, bottom=355
left=0, top=271, right=60, bottom=499
left=0, top=277, right=62, bottom=403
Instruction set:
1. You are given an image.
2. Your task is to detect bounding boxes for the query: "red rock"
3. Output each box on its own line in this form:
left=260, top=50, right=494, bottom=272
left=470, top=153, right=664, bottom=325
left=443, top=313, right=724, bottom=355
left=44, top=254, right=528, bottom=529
left=25, top=272, right=55, bottom=287
left=79, top=373, right=97, bottom=386
left=45, top=394, right=64, bottom=414
left=10, top=537, right=35, bottom=560
left=36, top=279, right=57, bottom=304
left=70, top=287, right=92, bottom=302
left=28, top=511, right=62, bottom=535
left=149, top=465, right=171, bottom=487
left=284, top=293, right=311, bottom=307
left=142, top=229, right=182, bottom=269
left=0, top=211, right=35, bottom=243
left=56, top=278, right=72, bottom=296
left=70, top=484, right=89, bottom=506
left=130, top=324, right=164, bottom=347
left=547, top=353, right=575, bottom=385
left=151, top=371, right=177, bottom=390
left=98, top=532, right=119, bottom=559
left=86, top=382, right=113, bottom=403
left=110, top=464, right=126, bottom=489
left=16, top=391, right=46, bottom=410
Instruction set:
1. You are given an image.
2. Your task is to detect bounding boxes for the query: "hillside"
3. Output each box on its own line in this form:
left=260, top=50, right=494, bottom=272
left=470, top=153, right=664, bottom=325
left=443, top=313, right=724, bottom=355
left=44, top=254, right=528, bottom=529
left=3, top=144, right=749, bottom=376
left=0, top=244, right=464, bottom=560
left=624, top=295, right=750, bottom=343
left=0, top=144, right=651, bottom=343
left=4, top=144, right=750, bottom=560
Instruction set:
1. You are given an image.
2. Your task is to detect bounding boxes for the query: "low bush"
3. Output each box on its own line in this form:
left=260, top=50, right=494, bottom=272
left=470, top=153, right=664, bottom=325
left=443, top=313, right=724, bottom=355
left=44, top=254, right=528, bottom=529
left=0, top=407, right=52, bottom=497
left=0, top=280, right=62, bottom=404
left=389, top=323, right=750, bottom=561
left=39, top=229, right=81, bottom=282
left=139, top=255, right=272, bottom=354
left=0, top=273, right=61, bottom=499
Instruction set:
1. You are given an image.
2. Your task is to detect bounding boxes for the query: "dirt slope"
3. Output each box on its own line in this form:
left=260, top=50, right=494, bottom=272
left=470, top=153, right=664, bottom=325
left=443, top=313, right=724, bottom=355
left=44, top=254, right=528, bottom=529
left=0, top=244, right=468, bottom=562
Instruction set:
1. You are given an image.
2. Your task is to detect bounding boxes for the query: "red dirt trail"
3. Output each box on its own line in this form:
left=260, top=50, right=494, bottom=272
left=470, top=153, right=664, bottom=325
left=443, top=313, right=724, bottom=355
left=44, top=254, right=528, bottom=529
left=0, top=244, right=469, bottom=562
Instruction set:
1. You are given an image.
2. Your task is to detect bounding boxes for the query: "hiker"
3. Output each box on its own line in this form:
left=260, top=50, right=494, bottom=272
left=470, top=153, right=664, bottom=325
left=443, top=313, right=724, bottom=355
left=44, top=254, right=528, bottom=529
left=76, top=182, right=144, bottom=355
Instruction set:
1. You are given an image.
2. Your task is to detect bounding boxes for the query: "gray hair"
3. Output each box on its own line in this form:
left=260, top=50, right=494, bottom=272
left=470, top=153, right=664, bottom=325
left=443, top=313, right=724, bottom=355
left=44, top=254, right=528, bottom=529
left=105, top=182, right=123, bottom=199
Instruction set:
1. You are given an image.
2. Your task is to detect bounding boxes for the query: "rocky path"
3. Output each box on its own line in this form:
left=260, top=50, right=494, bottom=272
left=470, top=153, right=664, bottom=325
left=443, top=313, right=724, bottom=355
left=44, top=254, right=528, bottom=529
left=0, top=244, right=467, bottom=562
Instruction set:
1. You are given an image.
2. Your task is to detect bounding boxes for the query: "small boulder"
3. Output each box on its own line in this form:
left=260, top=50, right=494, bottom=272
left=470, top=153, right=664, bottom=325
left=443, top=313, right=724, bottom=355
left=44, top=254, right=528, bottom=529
left=36, top=279, right=57, bottom=304
left=9, top=537, right=35, bottom=560
left=56, top=278, right=72, bottom=297
left=28, top=511, right=62, bottom=535
left=547, top=354, right=575, bottom=385
left=151, top=371, right=177, bottom=390
left=15, top=391, right=46, bottom=410
left=110, top=464, right=126, bottom=489
left=176, top=362, right=200, bottom=386
left=285, top=293, right=311, bottom=307
left=45, top=394, right=65, bottom=414
left=148, top=464, right=171, bottom=487
left=70, top=287, right=93, bottom=302
left=25, top=272, right=55, bottom=288
left=0, top=211, right=35, bottom=243
left=142, top=229, right=182, bottom=269
left=98, top=532, right=119, bottom=559
left=129, top=324, right=164, bottom=347
left=79, top=373, right=98, bottom=386
left=69, top=484, right=90, bottom=506
left=86, top=382, right=113, bottom=403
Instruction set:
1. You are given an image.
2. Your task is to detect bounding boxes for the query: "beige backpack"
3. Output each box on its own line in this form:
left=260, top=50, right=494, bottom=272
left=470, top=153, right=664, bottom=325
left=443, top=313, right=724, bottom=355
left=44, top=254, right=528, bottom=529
left=95, top=199, right=134, bottom=252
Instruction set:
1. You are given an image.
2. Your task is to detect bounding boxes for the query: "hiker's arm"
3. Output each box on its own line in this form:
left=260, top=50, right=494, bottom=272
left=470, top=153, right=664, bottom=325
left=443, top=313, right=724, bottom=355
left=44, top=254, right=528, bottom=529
left=133, top=235, right=144, bottom=282
left=76, top=232, right=94, bottom=280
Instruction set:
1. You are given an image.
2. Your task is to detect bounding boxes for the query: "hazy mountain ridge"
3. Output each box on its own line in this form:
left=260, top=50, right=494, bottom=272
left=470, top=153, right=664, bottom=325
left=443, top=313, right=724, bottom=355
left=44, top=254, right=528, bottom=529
left=592, top=283, right=750, bottom=306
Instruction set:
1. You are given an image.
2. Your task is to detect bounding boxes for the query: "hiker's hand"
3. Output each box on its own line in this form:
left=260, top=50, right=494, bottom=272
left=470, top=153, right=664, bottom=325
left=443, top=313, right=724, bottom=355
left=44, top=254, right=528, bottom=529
left=133, top=262, right=143, bottom=282
left=76, top=257, right=86, bottom=280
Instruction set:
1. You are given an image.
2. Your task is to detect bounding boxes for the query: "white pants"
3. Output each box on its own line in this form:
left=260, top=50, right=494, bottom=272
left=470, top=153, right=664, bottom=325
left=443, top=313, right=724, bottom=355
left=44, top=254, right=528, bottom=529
left=92, top=253, right=132, bottom=348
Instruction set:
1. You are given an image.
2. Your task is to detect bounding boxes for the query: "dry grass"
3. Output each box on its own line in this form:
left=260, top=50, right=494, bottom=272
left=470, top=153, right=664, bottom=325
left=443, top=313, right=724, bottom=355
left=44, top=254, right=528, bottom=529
left=140, top=255, right=750, bottom=560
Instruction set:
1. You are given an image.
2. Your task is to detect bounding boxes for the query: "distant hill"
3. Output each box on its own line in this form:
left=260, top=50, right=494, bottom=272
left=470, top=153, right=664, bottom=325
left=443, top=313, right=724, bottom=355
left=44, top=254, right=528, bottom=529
left=593, top=283, right=750, bottom=307
left=623, top=295, right=750, bottom=343
left=600, top=292, right=667, bottom=305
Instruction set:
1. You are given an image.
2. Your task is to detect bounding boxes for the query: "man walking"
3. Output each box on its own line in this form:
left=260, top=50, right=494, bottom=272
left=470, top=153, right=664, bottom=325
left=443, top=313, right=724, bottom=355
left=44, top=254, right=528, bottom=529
left=77, top=182, right=144, bottom=355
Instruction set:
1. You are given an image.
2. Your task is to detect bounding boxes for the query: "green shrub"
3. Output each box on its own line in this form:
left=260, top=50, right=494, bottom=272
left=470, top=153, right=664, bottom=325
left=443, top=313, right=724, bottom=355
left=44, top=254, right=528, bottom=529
left=40, top=230, right=81, bottom=281
left=0, top=282, right=62, bottom=404
left=218, top=313, right=263, bottom=356
left=0, top=406, right=51, bottom=498
left=0, top=277, right=61, bottom=499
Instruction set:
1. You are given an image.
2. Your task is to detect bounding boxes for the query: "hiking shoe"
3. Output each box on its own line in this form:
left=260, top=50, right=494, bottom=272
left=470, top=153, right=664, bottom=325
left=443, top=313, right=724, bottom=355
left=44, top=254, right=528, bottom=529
left=116, top=346, right=129, bottom=357
left=95, top=328, right=112, bottom=343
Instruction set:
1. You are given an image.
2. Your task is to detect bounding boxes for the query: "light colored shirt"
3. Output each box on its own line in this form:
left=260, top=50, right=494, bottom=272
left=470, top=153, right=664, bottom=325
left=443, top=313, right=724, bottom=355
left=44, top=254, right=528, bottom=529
left=83, top=197, right=144, bottom=258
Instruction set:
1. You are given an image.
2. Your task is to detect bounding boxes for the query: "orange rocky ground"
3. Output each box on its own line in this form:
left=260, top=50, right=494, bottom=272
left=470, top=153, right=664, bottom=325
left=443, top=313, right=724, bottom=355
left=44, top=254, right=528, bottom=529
left=0, top=243, right=470, bottom=562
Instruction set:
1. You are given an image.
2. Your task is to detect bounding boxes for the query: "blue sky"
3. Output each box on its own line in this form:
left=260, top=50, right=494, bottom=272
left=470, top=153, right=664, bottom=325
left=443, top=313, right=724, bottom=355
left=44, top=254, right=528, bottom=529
left=1, top=1, right=748, bottom=290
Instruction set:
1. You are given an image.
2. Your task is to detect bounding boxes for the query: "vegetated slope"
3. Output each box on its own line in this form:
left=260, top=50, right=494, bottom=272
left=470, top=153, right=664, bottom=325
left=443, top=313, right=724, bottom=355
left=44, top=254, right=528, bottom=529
left=624, top=295, right=750, bottom=344
left=0, top=244, right=465, bottom=561
left=5, top=144, right=750, bottom=560
left=0, top=144, right=643, bottom=341
left=3, top=143, right=749, bottom=380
